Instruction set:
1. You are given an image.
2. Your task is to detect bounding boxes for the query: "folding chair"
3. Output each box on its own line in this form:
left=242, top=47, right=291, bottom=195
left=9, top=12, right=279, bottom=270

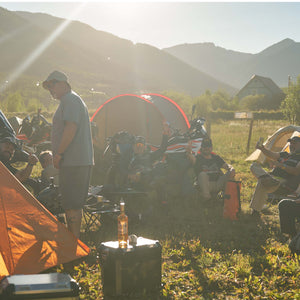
left=193, top=171, right=226, bottom=203
left=103, top=188, right=149, bottom=221
left=83, top=199, right=120, bottom=233
left=267, top=183, right=300, bottom=206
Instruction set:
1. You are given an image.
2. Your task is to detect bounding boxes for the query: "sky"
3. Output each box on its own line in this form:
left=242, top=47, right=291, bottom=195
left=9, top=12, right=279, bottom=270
left=1, top=1, right=300, bottom=54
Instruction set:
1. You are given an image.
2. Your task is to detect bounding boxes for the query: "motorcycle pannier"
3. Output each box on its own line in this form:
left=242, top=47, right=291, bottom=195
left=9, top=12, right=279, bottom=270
left=98, top=237, right=162, bottom=298
left=0, top=273, right=79, bottom=299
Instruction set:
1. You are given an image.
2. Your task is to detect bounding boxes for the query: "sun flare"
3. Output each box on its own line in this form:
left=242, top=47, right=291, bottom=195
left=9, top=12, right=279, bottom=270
left=0, top=3, right=87, bottom=94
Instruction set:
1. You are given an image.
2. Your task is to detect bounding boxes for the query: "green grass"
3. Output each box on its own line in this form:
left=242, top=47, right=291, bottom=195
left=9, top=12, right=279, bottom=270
left=35, top=120, right=300, bottom=299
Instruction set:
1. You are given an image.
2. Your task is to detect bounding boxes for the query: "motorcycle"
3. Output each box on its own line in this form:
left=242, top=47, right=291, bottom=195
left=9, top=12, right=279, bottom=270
left=0, top=110, right=29, bottom=163
left=17, top=109, right=52, bottom=156
left=103, top=131, right=136, bottom=189
left=150, top=117, right=208, bottom=154
left=103, top=116, right=209, bottom=196
left=149, top=117, right=209, bottom=196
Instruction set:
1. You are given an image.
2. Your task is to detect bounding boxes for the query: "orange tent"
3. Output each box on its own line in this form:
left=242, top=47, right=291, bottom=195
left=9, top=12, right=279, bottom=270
left=0, top=162, right=90, bottom=281
left=90, top=94, right=165, bottom=149
left=141, top=93, right=190, bottom=134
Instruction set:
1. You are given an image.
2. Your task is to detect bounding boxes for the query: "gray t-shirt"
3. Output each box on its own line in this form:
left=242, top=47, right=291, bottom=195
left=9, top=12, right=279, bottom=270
left=52, top=91, right=94, bottom=166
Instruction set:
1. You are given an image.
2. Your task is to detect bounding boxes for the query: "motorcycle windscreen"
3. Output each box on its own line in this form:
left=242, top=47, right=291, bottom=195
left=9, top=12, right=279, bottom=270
left=91, top=94, right=164, bottom=149
left=0, top=110, right=16, bottom=138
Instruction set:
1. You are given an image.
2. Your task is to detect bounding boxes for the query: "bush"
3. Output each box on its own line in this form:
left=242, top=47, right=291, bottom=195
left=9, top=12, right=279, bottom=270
left=3, top=92, right=25, bottom=112
left=208, top=111, right=284, bottom=121
left=239, top=94, right=271, bottom=110
left=281, top=75, right=300, bottom=124
left=26, top=98, right=46, bottom=113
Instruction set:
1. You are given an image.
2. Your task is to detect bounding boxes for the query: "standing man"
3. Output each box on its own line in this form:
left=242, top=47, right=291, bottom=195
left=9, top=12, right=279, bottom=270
left=43, top=71, right=94, bottom=238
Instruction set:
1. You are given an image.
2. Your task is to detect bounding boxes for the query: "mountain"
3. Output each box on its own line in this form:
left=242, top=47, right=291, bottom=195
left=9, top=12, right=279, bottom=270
left=0, top=7, right=236, bottom=103
left=237, top=39, right=300, bottom=88
left=164, top=38, right=300, bottom=89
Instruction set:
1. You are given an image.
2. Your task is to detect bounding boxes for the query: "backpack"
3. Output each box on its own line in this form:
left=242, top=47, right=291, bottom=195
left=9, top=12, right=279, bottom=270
left=223, top=180, right=241, bottom=220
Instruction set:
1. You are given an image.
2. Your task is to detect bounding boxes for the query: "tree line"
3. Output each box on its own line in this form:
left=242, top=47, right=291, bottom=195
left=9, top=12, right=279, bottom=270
left=1, top=75, right=300, bottom=124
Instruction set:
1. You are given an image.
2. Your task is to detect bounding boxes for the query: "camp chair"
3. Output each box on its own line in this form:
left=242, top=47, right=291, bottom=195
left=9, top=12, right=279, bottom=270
left=193, top=173, right=241, bottom=218
left=267, top=182, right=300, bottom=205
left=193, top=171, right=227, bottom=203
left=102, top=188, right=149, bottom=222
left=83, top=195, right=120, bottom=233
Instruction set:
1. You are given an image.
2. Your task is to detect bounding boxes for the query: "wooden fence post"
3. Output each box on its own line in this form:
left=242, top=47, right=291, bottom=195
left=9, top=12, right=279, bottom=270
left=234, top=112, right=254, bottom=154
left=246, top=119, right=254, bottom=155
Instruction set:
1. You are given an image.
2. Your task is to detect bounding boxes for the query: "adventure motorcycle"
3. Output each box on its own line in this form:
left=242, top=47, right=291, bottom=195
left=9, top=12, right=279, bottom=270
left=0, top=110, right=44, bottom=195
left=150, top=117, right=208, bottom=154
left=103, top=117, right=209, bottom=195
left=149, top=117, right=209, bottom=196
left=17, top=109, right=52, bottom=155
left=103, top=131, right=136, bottom=189
left=0, top=110, right=29, bottom=163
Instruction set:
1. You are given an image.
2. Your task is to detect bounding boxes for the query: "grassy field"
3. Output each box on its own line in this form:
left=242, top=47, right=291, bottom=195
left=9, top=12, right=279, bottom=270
left=38, top=120, right=300, bottom=299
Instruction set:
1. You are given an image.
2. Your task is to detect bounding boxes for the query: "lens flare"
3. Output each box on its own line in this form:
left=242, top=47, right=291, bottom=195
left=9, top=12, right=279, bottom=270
left=0, top=3, right=87, bottom=94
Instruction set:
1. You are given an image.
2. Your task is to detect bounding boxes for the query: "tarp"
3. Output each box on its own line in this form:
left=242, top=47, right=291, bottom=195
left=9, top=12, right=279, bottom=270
left=0, top=162, right=90, bottom=281
left=141, top=93, right=190, bottom=134
left=91, top=94, right=165, bottom=149
left=246, top=125, right=300, bottom=164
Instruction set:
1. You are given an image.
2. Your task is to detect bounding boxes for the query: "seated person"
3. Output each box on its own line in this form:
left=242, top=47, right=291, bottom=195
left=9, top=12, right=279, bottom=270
left=39, top=150, right=59, bottom=188
left=0, top=136, right=38, bottom=183
left=278, top=198, right=300, bottom=239
left=128, top=121, right=171, bottom=189
left=250, top=136, right=300, bottom=216
left=186, top=138, right=235, bottom=202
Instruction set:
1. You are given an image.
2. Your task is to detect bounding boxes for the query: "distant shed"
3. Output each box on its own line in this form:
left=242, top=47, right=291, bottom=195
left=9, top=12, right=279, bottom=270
left=237, top=74, right=285, bottom=106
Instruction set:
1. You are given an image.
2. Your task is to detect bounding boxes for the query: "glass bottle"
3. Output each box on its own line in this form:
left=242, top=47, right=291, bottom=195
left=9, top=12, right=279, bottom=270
left=118, top=200, right=128, bottom=248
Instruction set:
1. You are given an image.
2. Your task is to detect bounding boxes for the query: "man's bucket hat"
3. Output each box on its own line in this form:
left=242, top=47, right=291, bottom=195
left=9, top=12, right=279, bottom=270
left=42, top=70, right=68, bottom=90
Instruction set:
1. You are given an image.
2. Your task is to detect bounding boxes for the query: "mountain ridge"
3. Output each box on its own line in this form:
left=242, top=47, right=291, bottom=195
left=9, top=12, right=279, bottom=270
left=2, top=6, right=298, bottom=99
left=0, top=7, right=236, bottom=99
left=164, top=38, right=299, bottom=88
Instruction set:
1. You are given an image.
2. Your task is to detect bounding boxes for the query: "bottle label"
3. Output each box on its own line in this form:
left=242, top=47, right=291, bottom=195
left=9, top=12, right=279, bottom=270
left=118, top=221, right=128, bottom=234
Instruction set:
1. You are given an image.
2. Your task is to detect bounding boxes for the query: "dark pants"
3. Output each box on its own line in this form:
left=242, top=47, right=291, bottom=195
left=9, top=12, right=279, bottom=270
left=59, top=165, right=92, bottom=210
left=278, top=199, right=300, bottom=237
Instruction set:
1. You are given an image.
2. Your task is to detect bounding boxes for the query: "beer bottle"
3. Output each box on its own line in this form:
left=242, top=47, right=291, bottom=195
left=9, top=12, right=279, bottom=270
left=118, top=200, right=128, bottom=248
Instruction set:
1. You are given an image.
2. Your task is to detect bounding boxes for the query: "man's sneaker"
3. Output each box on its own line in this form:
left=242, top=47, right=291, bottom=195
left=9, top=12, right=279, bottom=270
left=260, top=175, right=280, bottom=188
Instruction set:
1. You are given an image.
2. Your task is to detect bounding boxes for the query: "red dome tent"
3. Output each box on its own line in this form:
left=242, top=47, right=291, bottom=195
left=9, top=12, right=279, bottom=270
left=141, top=93, right=190, bottom=134
left=90, top=94, right=165, bottom=149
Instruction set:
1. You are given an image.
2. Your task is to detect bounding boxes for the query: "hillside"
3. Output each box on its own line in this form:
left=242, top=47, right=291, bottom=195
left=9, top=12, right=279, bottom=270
left=0, top=7, right=236, bottom=103
left=164, top=38, right=300, bottom=89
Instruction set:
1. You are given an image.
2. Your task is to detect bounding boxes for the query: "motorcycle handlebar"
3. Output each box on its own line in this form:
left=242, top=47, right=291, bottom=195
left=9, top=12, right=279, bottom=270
left=11, top=148, right=29, bottom=163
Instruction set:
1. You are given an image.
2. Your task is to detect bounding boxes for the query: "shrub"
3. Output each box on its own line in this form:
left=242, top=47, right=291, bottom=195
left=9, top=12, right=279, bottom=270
left=26, top=98, right=46, bottom=113
left=3, top=92, right=25, bottom=112
left=281, top=75, right=300, bottom=124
